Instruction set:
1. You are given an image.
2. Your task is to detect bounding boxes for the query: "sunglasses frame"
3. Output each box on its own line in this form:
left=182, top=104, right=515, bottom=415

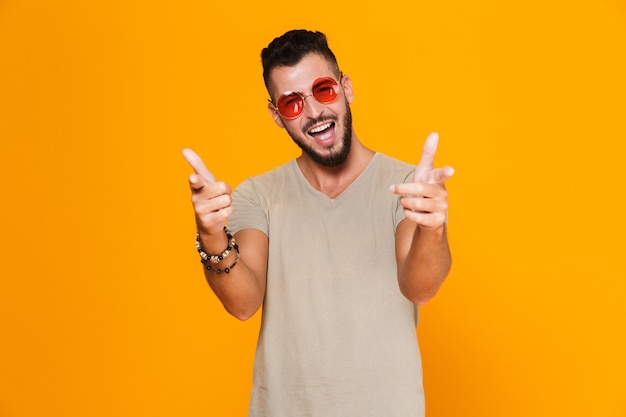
left=269, top=73, right=344, bottom=120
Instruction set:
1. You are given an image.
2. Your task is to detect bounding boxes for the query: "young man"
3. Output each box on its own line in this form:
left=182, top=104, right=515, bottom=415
left=184, top=29, right=454, bottom=417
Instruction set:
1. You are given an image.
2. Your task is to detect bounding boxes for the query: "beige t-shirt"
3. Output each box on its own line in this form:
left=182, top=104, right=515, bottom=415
left=228, top=153, right=424, bottom=417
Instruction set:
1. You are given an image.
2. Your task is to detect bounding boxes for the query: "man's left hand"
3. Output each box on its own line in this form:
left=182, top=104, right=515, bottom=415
left=389, top=132, right=454, bottom=230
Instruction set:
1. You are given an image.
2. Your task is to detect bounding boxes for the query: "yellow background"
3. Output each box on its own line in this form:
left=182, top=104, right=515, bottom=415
left=1, top=0, right=625, bottom=416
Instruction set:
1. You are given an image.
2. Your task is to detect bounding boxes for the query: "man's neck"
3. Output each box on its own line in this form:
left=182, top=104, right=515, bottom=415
left=296, top=139, right=375, bottom=199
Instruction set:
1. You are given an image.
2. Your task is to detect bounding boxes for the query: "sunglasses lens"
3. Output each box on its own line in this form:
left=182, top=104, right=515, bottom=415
left=275, top=77, right=340, bottom=119
left=277, top=93, right=304, bottom=119
left=312, top=78, right=339, bottom=103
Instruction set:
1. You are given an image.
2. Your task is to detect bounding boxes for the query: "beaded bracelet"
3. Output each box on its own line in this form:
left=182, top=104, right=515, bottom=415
left=202, top=246, right=240, bottom=274
left=196, top=226, right=235, bottom=263
left=195, top=226, right=240, bottom=274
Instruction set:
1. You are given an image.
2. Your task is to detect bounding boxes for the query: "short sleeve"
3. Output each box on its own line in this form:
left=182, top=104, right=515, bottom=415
left=227, top=178, right=270, bottom=237
left=393, top=168, right=416, bottom=230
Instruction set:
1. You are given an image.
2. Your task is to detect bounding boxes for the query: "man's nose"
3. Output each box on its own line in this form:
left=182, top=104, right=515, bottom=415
left=301, top=93, right=325, bottom=118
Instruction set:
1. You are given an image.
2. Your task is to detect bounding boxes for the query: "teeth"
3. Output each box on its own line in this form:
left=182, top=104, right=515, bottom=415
left=309, top=122, right=332, bottom=134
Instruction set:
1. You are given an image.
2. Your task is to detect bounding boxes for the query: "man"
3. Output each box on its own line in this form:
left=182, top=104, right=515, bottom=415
left=183, top=29, right=454, bottom=417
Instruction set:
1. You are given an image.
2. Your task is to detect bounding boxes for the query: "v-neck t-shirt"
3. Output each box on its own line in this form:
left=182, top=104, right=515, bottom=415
left=228, top=153, right=424, bottom=417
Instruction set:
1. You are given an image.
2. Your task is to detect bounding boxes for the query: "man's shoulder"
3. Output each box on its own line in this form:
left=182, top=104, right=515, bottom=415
left=373, top=153, right=415, bottom=177
left=252, top=159, right=295, bottom=182
left=235, top=159, right=297, bottom=192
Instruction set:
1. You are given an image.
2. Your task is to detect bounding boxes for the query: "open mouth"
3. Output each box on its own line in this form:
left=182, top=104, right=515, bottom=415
left=307, top=121, right=335, bottom=138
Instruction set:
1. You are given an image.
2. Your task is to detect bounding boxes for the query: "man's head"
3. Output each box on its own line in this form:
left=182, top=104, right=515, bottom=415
left=261, top=30, right=341, bottom=95
left=261, top=30, right=354, bottom=168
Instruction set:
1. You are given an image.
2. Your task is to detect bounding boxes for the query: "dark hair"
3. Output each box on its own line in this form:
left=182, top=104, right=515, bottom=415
left=261, top=29, right=341, bottom=94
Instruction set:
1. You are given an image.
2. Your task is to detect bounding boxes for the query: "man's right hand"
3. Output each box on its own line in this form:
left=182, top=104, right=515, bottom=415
left=182, top=148, right=233, bottom=237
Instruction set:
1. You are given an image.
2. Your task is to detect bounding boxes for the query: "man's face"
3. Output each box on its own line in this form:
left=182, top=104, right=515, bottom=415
left=267, top=53, right=355, bottom=167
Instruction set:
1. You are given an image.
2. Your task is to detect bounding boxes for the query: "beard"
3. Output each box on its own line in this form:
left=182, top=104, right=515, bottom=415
left=285, top=103, right=353, bottom=168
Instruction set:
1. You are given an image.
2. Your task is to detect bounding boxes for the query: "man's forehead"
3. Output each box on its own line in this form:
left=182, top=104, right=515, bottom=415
left=269, top=53, right=335, bottom=92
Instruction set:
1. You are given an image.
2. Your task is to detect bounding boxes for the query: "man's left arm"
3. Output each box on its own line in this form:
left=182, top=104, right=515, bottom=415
left=389, top=133, right=455, bottom=305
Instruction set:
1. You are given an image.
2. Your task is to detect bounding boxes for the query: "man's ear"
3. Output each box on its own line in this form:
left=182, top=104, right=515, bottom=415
left=267, top=102, right=285, bottom=128
left=341, top=74, right=354, bottom=104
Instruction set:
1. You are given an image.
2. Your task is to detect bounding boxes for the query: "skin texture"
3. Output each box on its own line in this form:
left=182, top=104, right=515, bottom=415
left=183, top=52, right=454, bottom=318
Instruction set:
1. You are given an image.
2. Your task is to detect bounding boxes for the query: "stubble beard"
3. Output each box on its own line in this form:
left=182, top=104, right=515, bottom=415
left=286, top=104, right=353, bottom=168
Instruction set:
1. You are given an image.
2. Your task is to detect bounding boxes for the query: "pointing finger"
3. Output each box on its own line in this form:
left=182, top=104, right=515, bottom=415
left=182, top=148, right=216, bottom=183
left=413, top=132, right=439, bottom=182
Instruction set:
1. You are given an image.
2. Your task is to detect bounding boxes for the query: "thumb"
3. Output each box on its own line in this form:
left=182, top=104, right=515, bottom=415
left=182, top=148, right=216, bottom=184
left=425, top=166, right=455, bottom=184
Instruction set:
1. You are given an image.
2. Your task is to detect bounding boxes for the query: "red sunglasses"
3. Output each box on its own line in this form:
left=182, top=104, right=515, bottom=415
left=270, top=74, right=343, bottom=119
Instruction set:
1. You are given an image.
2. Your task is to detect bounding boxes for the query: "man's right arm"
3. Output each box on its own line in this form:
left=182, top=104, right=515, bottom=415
left=183, top=148, right=268, bottom=320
